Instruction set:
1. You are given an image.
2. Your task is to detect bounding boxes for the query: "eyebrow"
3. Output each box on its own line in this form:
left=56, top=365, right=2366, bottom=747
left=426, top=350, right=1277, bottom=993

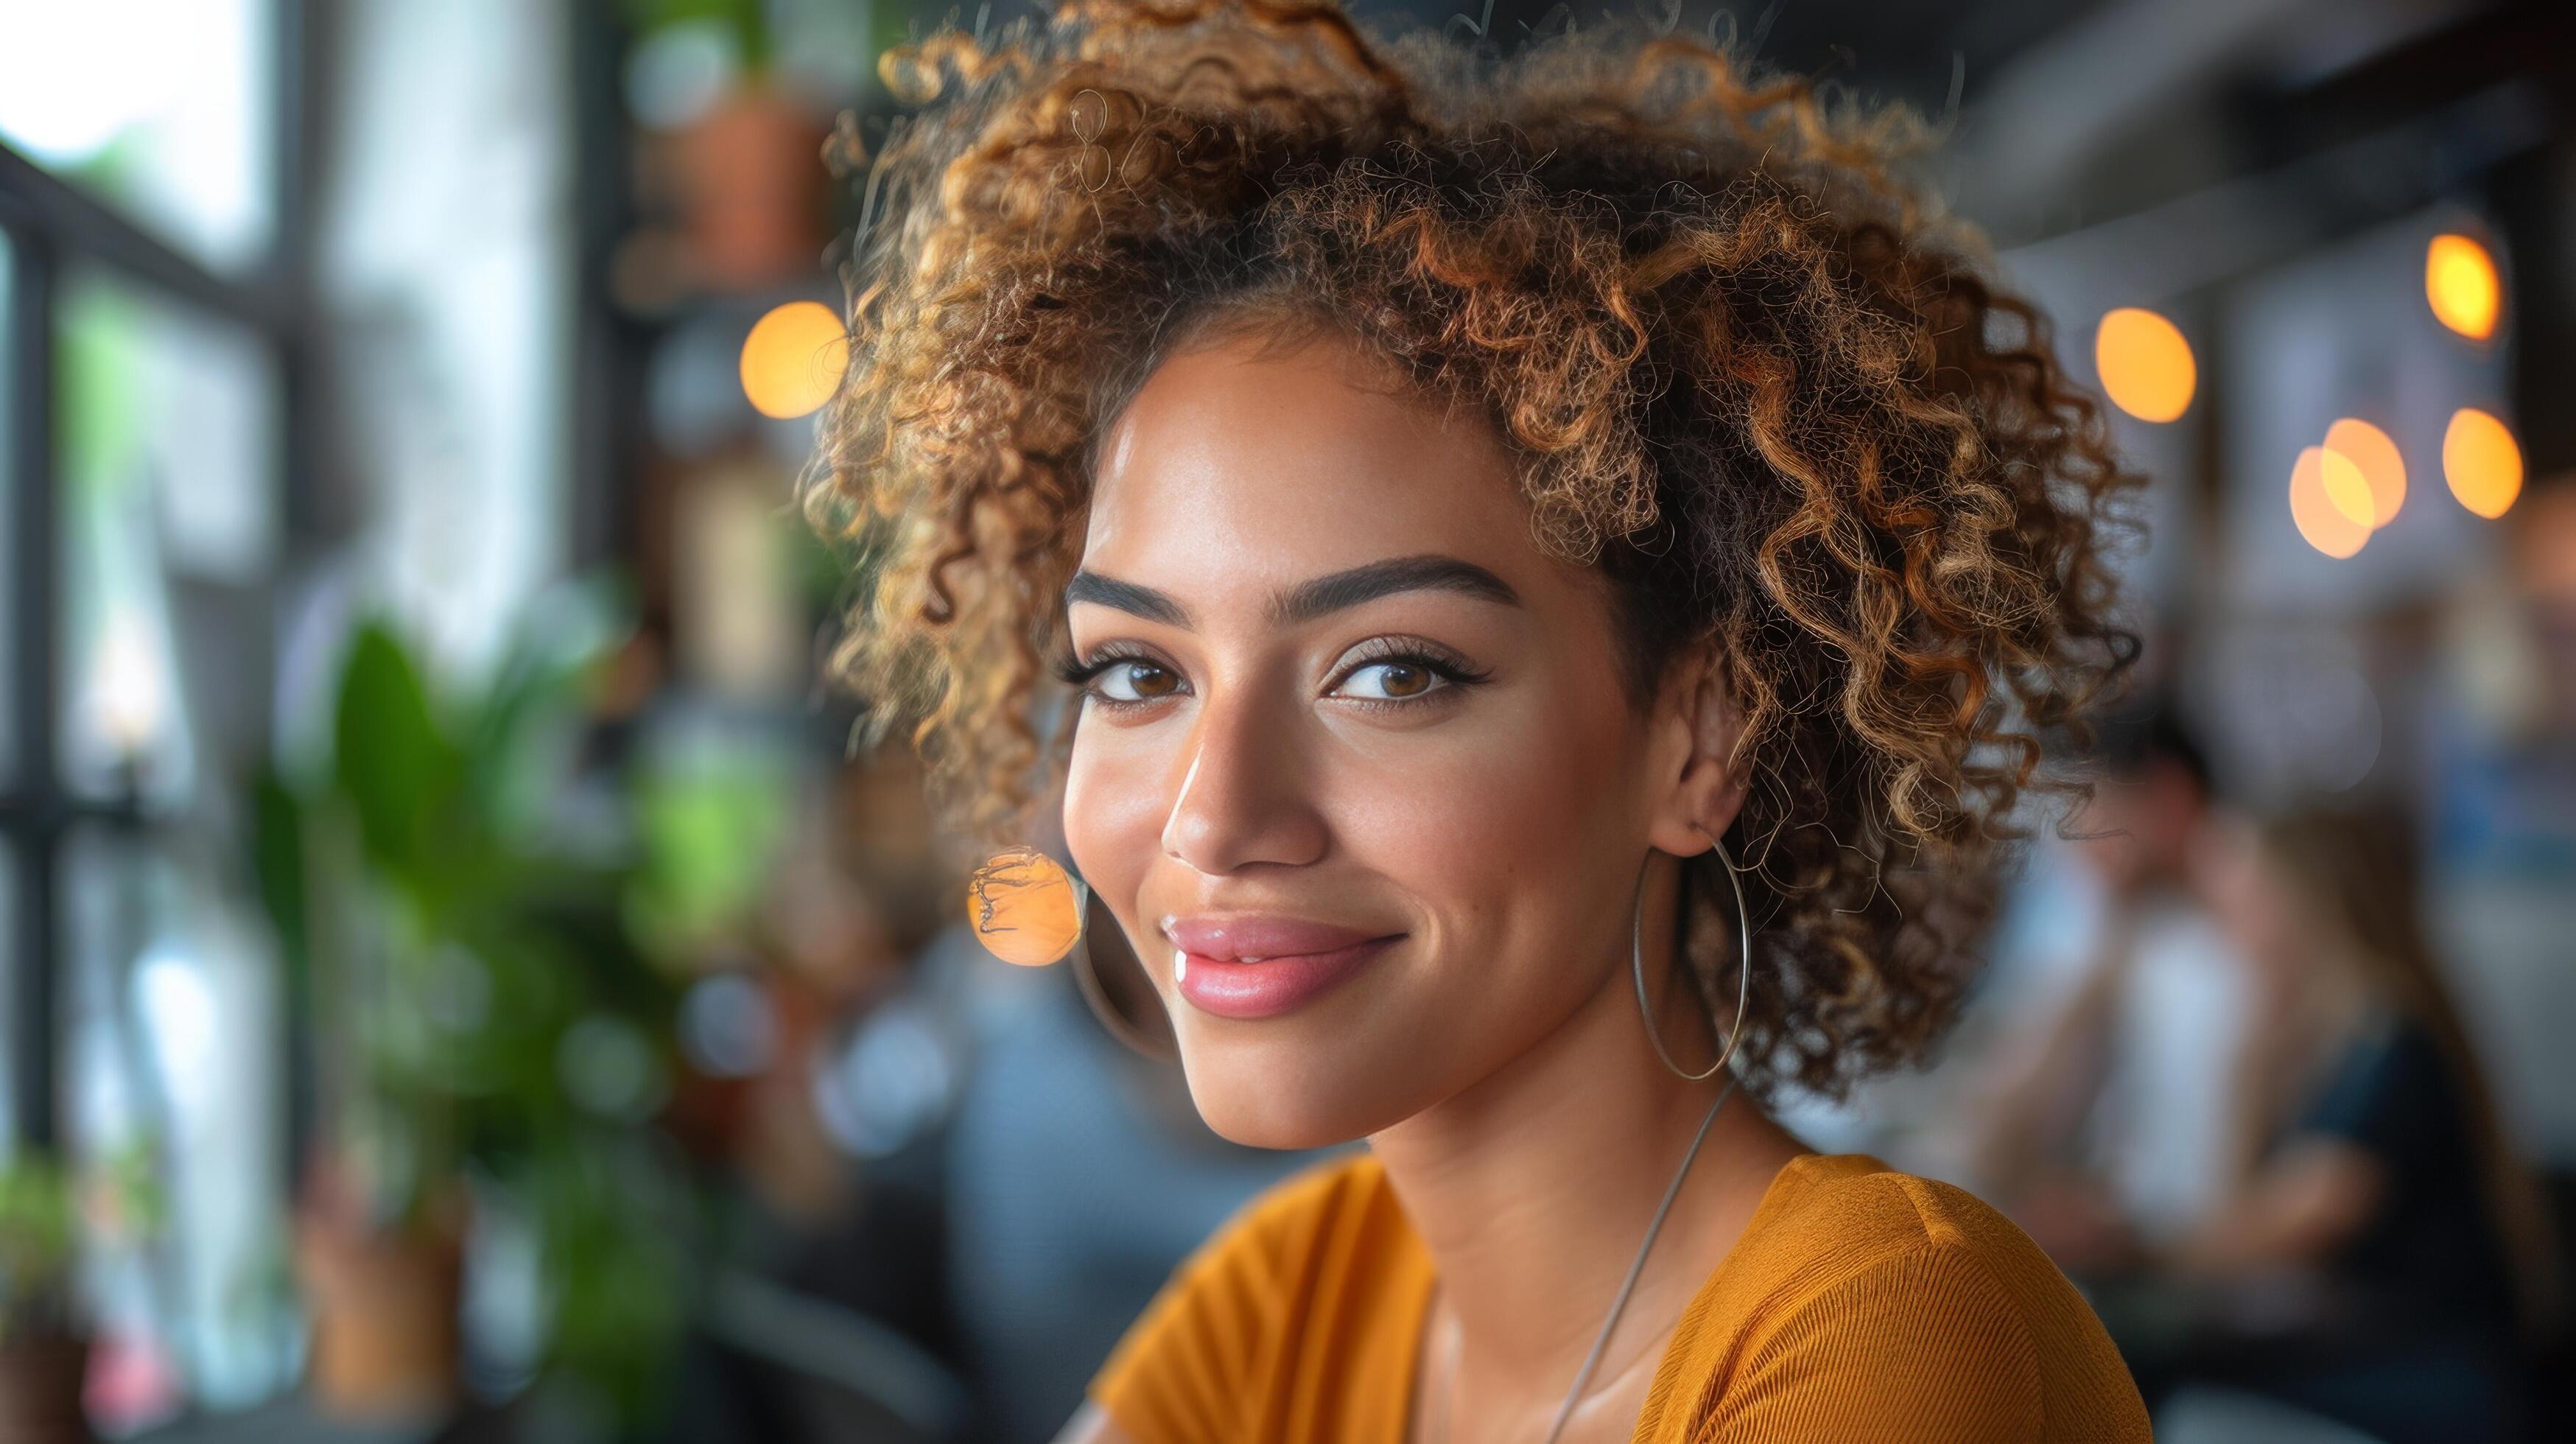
left=1062, top=553, right=1521, bottom=629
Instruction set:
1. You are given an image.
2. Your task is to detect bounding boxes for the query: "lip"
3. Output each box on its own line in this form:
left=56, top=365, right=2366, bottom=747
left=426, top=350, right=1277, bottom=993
left=1162, top=914, right=1403, bottom=1020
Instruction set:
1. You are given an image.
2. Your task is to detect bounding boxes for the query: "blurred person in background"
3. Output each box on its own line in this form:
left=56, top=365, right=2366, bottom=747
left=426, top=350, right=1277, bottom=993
left=2093, top=806, right=2558, bottom=1444
left=1968, top=707, right=2253, bottom=1266
left=2428, top=472, right=2576, bottom=1177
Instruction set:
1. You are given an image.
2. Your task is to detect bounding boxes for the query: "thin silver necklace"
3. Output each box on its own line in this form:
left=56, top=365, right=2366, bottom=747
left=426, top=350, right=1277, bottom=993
left=1442, top=839, right=1753, bottom=1443
left=1427, top=1077, right=1737, bottom=1444
left=1538, top=1077, right=1737, bottom=1444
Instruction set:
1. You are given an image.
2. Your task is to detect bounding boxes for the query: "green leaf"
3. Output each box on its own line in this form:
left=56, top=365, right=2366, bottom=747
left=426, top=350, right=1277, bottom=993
left=461, top=578, right=635, bottom=842
left=331, top=623, right=457, bottom=876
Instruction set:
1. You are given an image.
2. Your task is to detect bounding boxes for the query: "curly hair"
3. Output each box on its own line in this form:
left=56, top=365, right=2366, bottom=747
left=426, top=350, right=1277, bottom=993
left=810, top=0, right=2143, bottom=1098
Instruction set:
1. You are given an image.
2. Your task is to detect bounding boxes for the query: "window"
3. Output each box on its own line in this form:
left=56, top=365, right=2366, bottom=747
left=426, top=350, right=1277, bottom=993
left=0, top=0, right=279, bottom=273
left=57, top=270, right=281, bottom=805
left=62, top=826, right=296, bottom=1412
left=1, top=6, right=305, bottom=1426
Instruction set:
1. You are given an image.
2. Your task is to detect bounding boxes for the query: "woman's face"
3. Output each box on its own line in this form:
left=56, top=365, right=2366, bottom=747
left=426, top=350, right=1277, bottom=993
left=1061, top=326, right=1683, bottom=1149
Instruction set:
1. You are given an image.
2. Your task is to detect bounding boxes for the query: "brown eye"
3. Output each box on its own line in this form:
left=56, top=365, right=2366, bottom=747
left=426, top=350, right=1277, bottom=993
left=1092, top=659, right=1183, bottom=703
left=1334, top=659, right=1444, bottom=702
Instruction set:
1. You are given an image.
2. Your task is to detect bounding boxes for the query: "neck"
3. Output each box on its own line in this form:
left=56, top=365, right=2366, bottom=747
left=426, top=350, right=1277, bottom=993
left=1368, top=854, right=1808, bottom=1416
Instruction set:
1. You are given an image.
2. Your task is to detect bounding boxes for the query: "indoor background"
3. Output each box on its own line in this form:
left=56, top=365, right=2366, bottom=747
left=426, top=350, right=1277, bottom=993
left=0, top=1, right=2570, bottom=1442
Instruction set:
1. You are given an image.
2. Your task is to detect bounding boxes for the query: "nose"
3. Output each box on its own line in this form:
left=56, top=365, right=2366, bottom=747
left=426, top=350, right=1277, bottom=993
left=1159, top=679, right=1329, bottom=875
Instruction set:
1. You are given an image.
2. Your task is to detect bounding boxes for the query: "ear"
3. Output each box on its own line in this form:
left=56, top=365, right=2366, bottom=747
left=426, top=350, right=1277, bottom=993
left=1646, top=639, right=1752, bottom=858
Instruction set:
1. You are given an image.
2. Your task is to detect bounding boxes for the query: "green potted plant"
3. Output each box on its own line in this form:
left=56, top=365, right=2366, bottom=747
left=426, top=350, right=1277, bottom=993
left=624, top=0, right=835, bottom=292
left=0, top=1154, right=87, bottom=1443
left=254, top=589, right=692, bottom=1437
left=0, top=1146, right=153, bottom=1444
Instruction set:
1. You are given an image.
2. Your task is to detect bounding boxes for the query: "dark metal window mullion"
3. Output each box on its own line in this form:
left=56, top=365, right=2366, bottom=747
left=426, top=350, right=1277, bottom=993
left=5, top=220, right=60, bottom=1151
left=270, top=0, right=321, bottom=1188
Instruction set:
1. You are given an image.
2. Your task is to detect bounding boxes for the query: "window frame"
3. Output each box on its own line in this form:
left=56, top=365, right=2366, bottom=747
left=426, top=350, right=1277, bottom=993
left=0, top=0, right=313, bottom=1157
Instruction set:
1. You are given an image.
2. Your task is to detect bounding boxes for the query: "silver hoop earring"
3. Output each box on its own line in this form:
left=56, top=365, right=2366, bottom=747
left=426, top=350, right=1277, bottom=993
left=1067, top=896, right=1180, bottom=1062
left=1629, top=827, right=1752, bottom=1082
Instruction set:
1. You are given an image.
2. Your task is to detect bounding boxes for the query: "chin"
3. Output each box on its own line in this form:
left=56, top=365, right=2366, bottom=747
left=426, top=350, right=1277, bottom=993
left=1170, top=1022, right=1424, bottom=1152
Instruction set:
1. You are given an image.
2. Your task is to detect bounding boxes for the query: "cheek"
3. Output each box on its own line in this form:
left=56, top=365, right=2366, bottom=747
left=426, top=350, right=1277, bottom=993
left=1327, top=688, right=1643, bottom=921
left=1062, top=721, right=1171, bottom=930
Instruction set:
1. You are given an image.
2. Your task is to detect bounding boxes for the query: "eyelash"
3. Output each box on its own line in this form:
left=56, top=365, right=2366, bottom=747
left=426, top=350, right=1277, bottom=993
left=1052, top=638, right=1493, bottom=714
left=1053, top=643, right=1168, bottom=704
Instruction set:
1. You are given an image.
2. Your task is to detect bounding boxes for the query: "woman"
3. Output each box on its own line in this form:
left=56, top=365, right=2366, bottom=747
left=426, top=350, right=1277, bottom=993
left=2129, top=807, right=2557, bottom=1442
left=813, top=2, right=2151, bottom=1438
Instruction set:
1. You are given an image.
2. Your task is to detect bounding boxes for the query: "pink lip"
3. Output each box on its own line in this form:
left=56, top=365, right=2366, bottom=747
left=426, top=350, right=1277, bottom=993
left=1165, top=915, right=1382, bottom=958
left=1163, top=914, right=1403, bottom=1020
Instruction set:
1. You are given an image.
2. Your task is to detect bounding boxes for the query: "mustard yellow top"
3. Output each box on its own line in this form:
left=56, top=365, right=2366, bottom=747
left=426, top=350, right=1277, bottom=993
left=1090, top=1152, right=2152, bottom=1442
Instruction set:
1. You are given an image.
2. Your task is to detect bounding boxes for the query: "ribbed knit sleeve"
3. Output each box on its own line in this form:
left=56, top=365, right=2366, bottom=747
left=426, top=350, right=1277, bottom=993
left=1696, top=1242, right=2048, bottom=1443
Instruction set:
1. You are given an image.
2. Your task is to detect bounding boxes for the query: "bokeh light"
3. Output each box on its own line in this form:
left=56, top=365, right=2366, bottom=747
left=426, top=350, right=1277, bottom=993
left=967, top=847, right=1085, bottom=967
left=88, top=607, right=169, bottom=757
left=2317, top=448, right=2376, bottom=530
left=2289, top=446, right=2371, bottom=558
left=2321, top=418, right=2406, bottom=528
left=2424, top=233, right=2500, bottom=341
left=2443, top=407, right=2522, bottom=519
left=679, top=973, right=779, bottom=1079
left=738, top=300, right=849, bottom=420
left=2094, top=307, right=2196, bottom=423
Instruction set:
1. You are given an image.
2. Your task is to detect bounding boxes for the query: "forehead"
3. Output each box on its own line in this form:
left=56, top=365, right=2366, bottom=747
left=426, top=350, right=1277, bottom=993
left=1081, top=329, right=1552, bottom=597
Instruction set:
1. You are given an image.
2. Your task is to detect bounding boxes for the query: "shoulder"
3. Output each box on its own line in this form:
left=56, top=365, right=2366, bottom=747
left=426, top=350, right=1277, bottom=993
left=1750, top=1154, right=2071, bottom=1283
left=1087, top=1151, right=1408, bottom=1441
left=1730, top=1155, right=2096, bottom=1359
left=1658, top=1157, right=2149, bottom=1443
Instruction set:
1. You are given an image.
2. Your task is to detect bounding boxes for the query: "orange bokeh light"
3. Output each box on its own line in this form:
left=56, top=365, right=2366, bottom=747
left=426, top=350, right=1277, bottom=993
left=2289, top=446, right=2370, bottom=558
left=2094, top=307, right=2196, bottom=423
left=740, top=301, right=850, bottom=420
left=2322, top=418, right=2405, bottom=528
left=2425, top=234, right=2501, bottom=341
left=2443, top=407, right=2522, bottom=519
left=966, top=847, right=1086, bottom=967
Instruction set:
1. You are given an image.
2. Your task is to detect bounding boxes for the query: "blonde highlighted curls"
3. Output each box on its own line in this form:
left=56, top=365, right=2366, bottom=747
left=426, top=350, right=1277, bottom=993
left=811, top=0, right=2144, bottom=1098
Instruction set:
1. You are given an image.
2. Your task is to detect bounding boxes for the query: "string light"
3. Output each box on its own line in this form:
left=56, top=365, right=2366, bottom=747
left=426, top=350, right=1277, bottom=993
left=2289, top=446, right=2370, bottom=558
left=740, top=301, right=850, bottom=419
left=2094, top=307, right=2196, bottom=423
left=2321, top=418, right=2405, bottom=528
left=2424, top=234, right=2500, bottom=341
left=2443, top=407, right=2522, bottom=519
